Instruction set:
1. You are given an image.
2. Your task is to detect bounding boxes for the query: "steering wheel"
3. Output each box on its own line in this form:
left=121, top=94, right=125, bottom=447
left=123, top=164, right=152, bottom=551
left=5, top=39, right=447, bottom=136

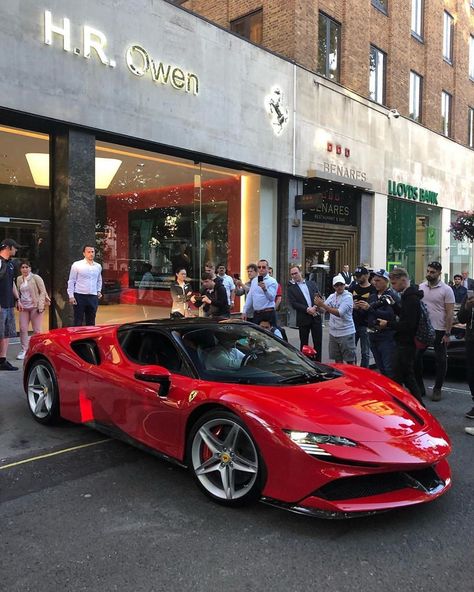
left=240, top=347, right=265, bottom=367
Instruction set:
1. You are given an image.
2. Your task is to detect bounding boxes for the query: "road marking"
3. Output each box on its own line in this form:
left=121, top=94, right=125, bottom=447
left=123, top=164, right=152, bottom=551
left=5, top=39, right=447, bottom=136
left=0, top=438, right=110, bottom=471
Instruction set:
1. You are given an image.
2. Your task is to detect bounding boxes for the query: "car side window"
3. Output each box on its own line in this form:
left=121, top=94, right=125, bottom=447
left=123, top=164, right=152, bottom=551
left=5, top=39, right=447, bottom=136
left=120, top=330, right=190, bottom=375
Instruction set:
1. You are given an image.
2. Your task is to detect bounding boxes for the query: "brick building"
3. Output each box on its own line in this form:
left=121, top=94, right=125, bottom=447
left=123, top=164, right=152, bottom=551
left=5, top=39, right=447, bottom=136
left=176, top=0, right=474, bottom=149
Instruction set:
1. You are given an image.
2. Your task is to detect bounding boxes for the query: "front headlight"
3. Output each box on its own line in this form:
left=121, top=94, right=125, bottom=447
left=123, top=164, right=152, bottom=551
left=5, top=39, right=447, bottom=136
left=283, top=430, right=358, bottom=457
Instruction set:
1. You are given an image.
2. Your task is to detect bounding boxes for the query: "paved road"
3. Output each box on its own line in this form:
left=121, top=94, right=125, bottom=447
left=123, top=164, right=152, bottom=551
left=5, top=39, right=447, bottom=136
left=1, top=336, right=473, bottom=592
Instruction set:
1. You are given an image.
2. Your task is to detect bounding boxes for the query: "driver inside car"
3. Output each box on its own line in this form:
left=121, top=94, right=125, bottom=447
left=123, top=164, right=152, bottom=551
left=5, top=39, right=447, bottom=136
left=203, top=335, right=245, bottom=371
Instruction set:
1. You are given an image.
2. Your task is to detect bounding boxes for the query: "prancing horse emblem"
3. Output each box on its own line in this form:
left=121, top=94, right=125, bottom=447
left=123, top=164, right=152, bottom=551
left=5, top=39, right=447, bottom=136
left=265, top=86, right=289, bottom=136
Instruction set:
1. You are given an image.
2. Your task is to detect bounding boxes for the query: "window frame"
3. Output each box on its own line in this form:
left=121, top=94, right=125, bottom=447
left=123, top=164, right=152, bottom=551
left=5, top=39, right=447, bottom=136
left=369, top=45, right=387, bottom=105
left=371, top=0, right=388, bottom=16
left=442, top=11, right=454, bottom=64
left=470, top=35, right=474, bottom=81
left=230, top=8, right=263, bottom=44
left=468, top=107, right=474, bottom=148
left=410, top=0, right=424, bottom=41
left=409, top=70, right=423, bottom=123
left=441, top=91, right=453, bottom=138
left=317, top=11, right=341, bottom=82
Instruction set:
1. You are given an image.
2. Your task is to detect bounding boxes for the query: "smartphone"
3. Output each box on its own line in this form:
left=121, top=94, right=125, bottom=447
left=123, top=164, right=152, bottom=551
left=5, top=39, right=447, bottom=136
left=258, top=275, right=264, bottom=283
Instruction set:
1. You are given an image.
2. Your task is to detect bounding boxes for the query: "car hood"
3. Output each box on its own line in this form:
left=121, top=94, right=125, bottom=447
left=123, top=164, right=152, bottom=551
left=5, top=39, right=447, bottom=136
left=214, top=365, right=450, bottom=464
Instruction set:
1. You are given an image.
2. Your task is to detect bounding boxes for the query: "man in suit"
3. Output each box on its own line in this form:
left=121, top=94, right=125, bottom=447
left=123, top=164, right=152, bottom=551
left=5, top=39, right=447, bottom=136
left=287, top=265, right=322, bottom=361
left=461, top=271, right=474, bottom=290
left=340, top=264, right=352, bottom=287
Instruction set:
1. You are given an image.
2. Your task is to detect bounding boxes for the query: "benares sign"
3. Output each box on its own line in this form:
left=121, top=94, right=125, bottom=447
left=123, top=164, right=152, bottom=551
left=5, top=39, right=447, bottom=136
left=43, top=10, right=199, bottom=95
left=388, top=179, right=438, bottom=205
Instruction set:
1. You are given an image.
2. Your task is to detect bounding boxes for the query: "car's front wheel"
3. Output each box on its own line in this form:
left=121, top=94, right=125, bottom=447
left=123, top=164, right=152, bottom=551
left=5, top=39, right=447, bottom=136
left=26, top=359, right=60, bottom=424
left=188, top=410, right=264, bottom=506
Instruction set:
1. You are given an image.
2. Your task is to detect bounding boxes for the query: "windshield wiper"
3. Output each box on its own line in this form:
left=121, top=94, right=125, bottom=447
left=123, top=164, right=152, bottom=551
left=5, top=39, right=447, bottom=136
left=278, top=372, right=318, bottom=384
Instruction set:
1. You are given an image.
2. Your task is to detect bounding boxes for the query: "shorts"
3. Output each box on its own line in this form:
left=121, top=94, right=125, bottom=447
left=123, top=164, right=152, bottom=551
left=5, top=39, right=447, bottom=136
left=0, top=307, right=17, bottom=339
left=328, top=332, right=356, bottom=364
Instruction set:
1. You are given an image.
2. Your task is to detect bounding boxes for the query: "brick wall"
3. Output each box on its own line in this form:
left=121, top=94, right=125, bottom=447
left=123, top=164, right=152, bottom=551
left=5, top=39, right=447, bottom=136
left=180, top=0, right=474, bottom=147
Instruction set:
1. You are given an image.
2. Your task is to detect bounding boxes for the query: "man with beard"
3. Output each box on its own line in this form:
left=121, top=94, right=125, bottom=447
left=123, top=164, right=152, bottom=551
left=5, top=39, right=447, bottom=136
left=377, top=267, right=424, bottom=405
left=416, top=262, right=455, bottom=401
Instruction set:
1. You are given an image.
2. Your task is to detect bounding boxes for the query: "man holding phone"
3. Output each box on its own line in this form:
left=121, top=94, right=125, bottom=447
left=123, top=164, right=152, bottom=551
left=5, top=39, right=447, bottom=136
left=287, top=265, right=322, bottom=360
left=242, top=259, right=278, bottom=325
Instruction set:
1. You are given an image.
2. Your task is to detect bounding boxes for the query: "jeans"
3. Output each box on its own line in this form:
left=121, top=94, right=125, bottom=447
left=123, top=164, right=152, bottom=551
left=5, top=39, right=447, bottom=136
left=393, top=343, right=423, bottom=404
left=415, top=330, right=447, bottom=394
left=355, top=325, right=371, bottom=368
left=369, top=335, right=395, bottom=380
left=19, top=308, right=44, bottom=352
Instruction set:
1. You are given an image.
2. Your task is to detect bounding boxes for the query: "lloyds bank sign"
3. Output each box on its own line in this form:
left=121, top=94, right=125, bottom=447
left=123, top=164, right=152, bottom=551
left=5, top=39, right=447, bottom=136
left=387, top=179, right=438, bottom=205
left=43, top=10, right=200, bottom=95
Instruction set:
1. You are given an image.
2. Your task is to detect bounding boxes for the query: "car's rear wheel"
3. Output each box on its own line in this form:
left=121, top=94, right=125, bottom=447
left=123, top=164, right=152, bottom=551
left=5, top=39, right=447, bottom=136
left=188, top=410, right=264, bottom=506
left=26, top=359, right=60, bottom=424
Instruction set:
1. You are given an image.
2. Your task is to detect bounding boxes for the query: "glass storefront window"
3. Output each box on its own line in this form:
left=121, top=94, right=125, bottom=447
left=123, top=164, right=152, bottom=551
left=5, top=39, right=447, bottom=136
left=387, top=198, right=441, bottom=283
left=449, top=210, right=473, bottom=280
left=94, top=140, right=278, bottom=324
left=0, top=125, right=51, bottom=332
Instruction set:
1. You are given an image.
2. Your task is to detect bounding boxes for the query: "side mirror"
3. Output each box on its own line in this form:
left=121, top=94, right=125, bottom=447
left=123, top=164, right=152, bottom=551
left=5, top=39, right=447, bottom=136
left=135, top=365, right=171, bottom=397
left=301, top=345, right=317, bottom=360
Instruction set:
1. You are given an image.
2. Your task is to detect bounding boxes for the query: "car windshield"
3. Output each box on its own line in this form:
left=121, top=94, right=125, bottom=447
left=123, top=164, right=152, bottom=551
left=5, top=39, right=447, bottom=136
left=175, top=323, right=340, bottom=385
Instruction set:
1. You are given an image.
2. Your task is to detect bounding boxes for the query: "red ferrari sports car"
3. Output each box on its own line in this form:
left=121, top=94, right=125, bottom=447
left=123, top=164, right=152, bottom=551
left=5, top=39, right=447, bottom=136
left=23, top=319, right=451, bottom=518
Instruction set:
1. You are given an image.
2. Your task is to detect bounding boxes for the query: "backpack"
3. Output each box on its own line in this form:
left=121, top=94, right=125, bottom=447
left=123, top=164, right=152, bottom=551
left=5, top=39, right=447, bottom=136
left=414, top=301, right=435, bottom=349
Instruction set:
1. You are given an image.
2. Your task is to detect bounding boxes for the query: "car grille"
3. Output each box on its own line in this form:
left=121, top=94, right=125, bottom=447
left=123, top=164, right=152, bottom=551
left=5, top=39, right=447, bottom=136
left=313, top=467, right=444, bottom=501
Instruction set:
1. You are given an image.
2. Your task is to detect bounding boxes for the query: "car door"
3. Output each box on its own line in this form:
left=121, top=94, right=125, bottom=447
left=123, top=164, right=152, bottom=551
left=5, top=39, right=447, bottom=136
left=117, top=329, right=199, bottom=460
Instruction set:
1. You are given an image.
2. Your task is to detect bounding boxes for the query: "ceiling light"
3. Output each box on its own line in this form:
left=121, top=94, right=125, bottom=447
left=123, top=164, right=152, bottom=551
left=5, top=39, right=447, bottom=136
left=25, top=154, right=122, bottom=189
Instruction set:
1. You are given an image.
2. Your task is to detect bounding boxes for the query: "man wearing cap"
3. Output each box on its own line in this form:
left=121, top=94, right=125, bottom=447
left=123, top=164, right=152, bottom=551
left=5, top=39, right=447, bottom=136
left=314, top=275, right=355, bottom=364
left=415, top=261, right=455, bottom=401
left=348, top=266, right=376, bottom=368
left=0, top=238, right=21, bottom=370
left=365, top=269, right=399, bottom=379
left=287, top=265, right=323, bottom=360
left=67, top=244, right=103, bottom=326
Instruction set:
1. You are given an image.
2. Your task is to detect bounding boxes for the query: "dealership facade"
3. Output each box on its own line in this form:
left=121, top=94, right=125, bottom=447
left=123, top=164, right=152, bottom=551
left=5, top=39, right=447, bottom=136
left=0, top=0, right=473, bottom=327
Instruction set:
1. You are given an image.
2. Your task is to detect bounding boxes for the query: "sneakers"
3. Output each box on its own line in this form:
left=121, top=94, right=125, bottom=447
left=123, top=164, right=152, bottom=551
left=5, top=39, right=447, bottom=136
left=465, top=407, right=474, bottom=419
left=16, top=350, right=26, bottom=360
left=465, top=427, right=474, bottom=436
left=432, top=388, right=442, bottom=402
left=0, top=360, right=19, bottom=371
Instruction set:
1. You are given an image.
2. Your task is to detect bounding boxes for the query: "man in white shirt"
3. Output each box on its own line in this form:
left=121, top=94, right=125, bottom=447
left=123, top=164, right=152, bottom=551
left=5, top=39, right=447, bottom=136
left=216, top=263, right=236, bottom=309
left=314, top=274, right=355, bottom=364
left=67, top=244, right=103, bottom=326
left=415, top=261, right=455, bottom=401
left=242, top=259, right=278, bottom=325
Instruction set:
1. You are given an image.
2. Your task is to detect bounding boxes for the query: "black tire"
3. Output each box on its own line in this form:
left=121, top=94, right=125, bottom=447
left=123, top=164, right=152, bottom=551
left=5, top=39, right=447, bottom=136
left=187, top=410, right=265, bottom=506
left=26, top=359, right=60, bottom=425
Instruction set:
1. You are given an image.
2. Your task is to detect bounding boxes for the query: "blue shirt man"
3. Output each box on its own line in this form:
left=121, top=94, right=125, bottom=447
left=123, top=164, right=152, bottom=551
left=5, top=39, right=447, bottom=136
left=243, top=259, right=278, bottom=324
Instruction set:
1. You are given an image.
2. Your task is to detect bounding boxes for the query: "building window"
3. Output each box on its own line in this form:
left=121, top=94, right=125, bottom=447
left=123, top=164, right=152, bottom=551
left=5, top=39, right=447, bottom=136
left=470, top=35, right=474, bottom=80
left=230, top=9, right=263, bottom=44
left=411, top=0, right=423, bottom=39
left=409, top=71, right=422, bottom=122
left=441, top=91, right=452, bottom=137
left=469, top=108, right=474, bottom=148
left=369, top=45, right=386, bottom=104
left=443, top=11, right=453, bottom=63
left=372, top=0, right=388, bottom=15
left=317, top=12, right=341, bottom=82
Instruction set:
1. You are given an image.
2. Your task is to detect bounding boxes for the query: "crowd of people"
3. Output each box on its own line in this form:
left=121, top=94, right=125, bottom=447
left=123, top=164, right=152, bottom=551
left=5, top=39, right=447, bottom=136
left=1, top=237, right=473, bottom=436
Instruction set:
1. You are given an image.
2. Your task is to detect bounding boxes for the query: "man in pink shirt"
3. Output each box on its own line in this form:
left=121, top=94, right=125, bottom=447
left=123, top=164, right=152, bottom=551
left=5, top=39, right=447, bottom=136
left=415, top=261, right=455, bottom=401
